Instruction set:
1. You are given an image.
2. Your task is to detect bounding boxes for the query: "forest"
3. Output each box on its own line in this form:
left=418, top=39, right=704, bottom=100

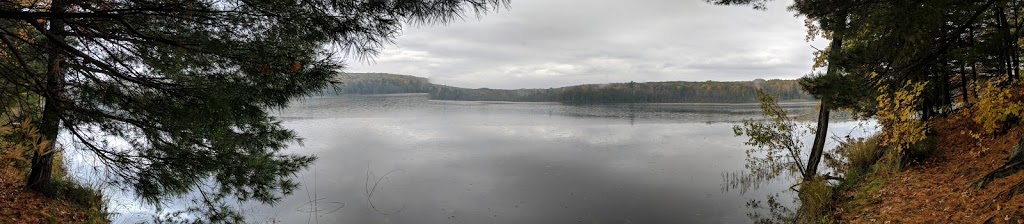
left=0, top=0, right=511, bottom=222
left=331, top=73, right=814, bottom=103
left=712, top=0, right=1024, bottom=222
left=324, top=73, right=433, bottom=95
left=1, top=0, right=1024, bottom=223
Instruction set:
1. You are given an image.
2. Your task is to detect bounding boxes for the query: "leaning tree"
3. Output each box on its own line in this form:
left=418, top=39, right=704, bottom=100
left=0, top=0, right=508, bottom=221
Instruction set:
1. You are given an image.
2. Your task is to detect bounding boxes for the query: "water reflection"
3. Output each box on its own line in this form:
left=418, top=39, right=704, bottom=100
left=75, top=94, right=874, bottom=223
left=237, top=94, right=881, bottom=223
left=279, top=94, right=822, bottom=123
left=722, top=119, right=877, bottom=223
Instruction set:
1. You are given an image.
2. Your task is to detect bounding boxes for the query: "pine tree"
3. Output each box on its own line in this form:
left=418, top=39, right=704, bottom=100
left=711, top=0, right=1024, bottom=173
left=0, top=0, right=508, bottom=221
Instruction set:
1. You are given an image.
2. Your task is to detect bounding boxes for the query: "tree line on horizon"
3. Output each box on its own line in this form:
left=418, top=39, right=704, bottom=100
left=329, top=73, right=815, bottom=103
left=4, top=0, right=1023, bottom=222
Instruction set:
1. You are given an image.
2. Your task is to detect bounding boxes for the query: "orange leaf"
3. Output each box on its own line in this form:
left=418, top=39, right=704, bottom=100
left=290, top=61, right=302, bottom=73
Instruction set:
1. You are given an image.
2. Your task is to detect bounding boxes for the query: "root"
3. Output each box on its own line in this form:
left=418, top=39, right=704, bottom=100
left=973, top=161, right=1024, bottom=189
left=973, top=135, right=1024, bottom=189
left=994, top=180, right=1024, bottom=203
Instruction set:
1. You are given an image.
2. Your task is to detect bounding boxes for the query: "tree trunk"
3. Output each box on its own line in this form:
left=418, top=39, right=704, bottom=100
left=942, top=71, right=951, bottom=111
left=923, top=97, right=931, bottom=121
left=997, top=7, right=1016, bottom=79
left=805, top=102, right=831, bottom=179
left=1011, top=12, right=1021, bottom=80
left=972, top=63, right=979, bottom=86
left=27, top=93, right=60, bottom=195
left=804, top=30, right=844, bottom=179
left=26, top=0, right=68, bottom=196
left=961, top=63, right=969, bottom=105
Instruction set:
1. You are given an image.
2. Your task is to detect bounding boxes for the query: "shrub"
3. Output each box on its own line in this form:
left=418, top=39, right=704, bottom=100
left=875, top=80, right=928, bottom=169
left=903, top=135, right=936, bottom=165
left=0, top=117, right=48, bottom=171
left=970, top=77, right=1024, bottom=135
left=836, top=135, right=883, bottom=174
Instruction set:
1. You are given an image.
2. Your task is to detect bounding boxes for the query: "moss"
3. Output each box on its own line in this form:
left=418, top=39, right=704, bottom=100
left=839, top=176, right=887, bottom=219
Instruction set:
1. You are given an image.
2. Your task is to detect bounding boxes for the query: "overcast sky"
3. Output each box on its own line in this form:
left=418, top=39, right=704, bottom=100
left=348, top=0, right=827, bottom=89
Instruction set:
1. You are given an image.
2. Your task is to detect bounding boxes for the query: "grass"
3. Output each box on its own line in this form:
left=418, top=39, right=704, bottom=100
left=796, top=134, right=914, bottom=223
left=798, top=133, right=939, bottom=223
left=52, top=151, right=111, bottom=223
left=53, top=177, right=110, bottom=223
left=836, top=174, right=887, bottom=220
left=840, top=135, right=883, bottom=176
left=797, top=177, right=835, bottom=223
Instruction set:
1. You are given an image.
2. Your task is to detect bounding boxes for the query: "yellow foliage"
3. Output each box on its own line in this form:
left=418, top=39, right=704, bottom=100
left=969, top=77, right=1023, bottom=135
left=875, top=81, right=928, bottom=155
left=812, top=49, right=828, bottom=70
left=0, top=117, right=51, bottom=169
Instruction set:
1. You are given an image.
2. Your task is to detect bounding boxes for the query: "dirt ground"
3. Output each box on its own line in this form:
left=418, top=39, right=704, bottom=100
left=843, top=114, right=1024, bottom=223
left=0, top=164, right=97, bottom=223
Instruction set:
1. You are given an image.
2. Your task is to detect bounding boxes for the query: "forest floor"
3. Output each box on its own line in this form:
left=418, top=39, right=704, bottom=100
left=840, top=113, right=1024, bottom=223
left=0, top=158, right=105, bottom=223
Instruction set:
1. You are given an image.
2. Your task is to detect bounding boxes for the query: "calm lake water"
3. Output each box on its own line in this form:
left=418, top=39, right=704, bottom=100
left=240, top=94, right=874, bottom=223
left=84, top=93, right=876, bottom=223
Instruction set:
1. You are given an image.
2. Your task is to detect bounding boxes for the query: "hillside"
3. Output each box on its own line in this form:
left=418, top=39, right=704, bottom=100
left=836, top=113, right=1024, bottom=223
left=328, top=73, right=815, bottom=103
left=322, top=73, right=432, bottom=95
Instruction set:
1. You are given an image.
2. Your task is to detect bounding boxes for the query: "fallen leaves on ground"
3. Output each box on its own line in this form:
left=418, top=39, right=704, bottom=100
left=0, top=164, right=95, bottom=223
left=843, top=113, right=1024, bottom=223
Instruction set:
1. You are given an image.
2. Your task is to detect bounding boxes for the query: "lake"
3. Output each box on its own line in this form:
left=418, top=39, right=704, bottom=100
left=91, top=93, right=875, bottom=223
left=238, top=94, right=874, bottom=223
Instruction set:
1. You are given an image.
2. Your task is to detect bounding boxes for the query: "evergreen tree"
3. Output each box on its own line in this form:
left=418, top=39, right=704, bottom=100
left=712, top=0, right=1024, bottom=173
left=0, top=0, right=508, bottom=221
left=708, top=0, right=852, bottom=179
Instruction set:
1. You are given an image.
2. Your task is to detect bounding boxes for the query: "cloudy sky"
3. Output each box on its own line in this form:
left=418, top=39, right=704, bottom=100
left=348, top=0, right=827, bottom=89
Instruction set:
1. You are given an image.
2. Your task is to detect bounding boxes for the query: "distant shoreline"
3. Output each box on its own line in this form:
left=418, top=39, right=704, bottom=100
left=312, top=92, right=820, bottom=105
left=324, top=73, right=817, bottom=104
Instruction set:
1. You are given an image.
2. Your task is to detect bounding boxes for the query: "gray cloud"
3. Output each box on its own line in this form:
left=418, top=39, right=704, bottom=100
left=349, top=0, right=827, bottom=89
